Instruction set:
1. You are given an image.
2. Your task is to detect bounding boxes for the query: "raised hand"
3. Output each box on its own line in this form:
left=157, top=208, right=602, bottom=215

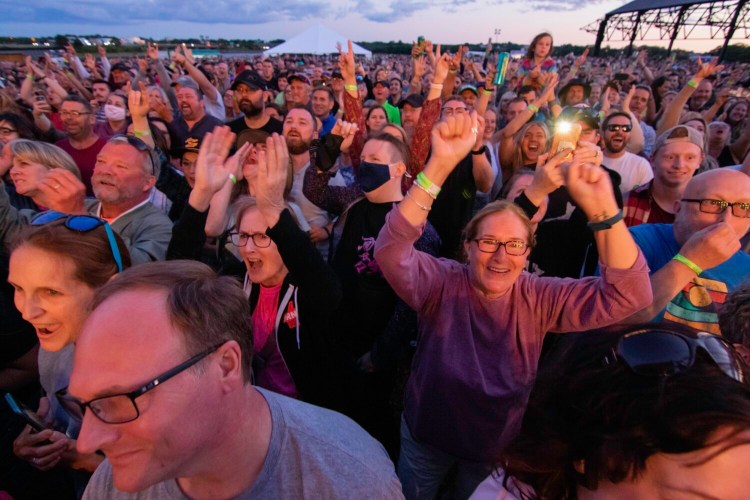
left=525, top=149, right=569, bottom=203
left=84, top=53, right=96, bottom=71
left=574, top=47, right=589, bottom=68
left=413, top=54, right=427, bottom=80
left=429, top=110, right=479, bottom=178
left=338, top=40, right=356, bottom=84
left=181, top=44, right=195, bottom=66
left=621, top=84, right=636, bottom=114
left=128, top=82, right=151, bottom=120
left=680, top=222, right=741, bottom=271
left=172, top=44, right=186, bottom=67
left=255, top=133, right=290, bottom=228
left=434, top=49, right=451, bottom=85
left=98, top=44, right=107, bottom=58
left=565, top=143, right=616, bottom=219
left=693, top=56, right=725, bottom=81
left=37, top=169, right=87, bottom=214
left=135, top=56, right=148, bottom=74
left=194, top=126, right=237, bottom=196
left=424, top=39, right=436, bottom=67
left=331, top=119, right=359, bottom=153
left=146, top=42, right=159, bottom=61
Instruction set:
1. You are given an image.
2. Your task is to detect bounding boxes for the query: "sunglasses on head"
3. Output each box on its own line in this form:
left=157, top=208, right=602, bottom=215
left=603, top=328, right=745, bottom=384
left=108, top=134, right=155, bottom=175
left=30, top=211, right=124, bottom=273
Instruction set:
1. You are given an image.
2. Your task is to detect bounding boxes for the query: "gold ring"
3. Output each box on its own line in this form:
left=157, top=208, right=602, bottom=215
left=54, top=183, right=62, bottom=190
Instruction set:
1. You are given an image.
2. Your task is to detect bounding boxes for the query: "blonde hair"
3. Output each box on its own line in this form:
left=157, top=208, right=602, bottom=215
left=10, top=139, right=81, bottom=179
left=512, top=122, right=550, bottom=170
left=461, top=199, right=536, bottom=261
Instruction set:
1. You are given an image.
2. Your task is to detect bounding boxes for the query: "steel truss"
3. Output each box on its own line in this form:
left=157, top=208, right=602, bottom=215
left=583, top=0, right=749, bottom=59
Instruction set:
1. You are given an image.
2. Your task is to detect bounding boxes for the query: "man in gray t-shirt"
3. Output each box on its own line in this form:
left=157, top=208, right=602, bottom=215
left=64, top=261, right=402, bottom=500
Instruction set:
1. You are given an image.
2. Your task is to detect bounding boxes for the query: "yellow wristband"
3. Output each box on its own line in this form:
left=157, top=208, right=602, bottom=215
left=527, top=103, right=539, bottom=113
left=344, top=84, right=357, bottom=91
left=673, top=254, right=702, bottom=275
left=687, top=79, right=698, bottom=88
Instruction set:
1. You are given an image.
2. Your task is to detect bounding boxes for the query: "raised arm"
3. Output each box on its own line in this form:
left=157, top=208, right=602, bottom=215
left=657, top=57, right=724, bottom=136
left=340, top=40, right=366, bottom=172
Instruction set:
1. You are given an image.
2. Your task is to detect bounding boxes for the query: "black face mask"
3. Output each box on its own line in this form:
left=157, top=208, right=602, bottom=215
left=358, top=161, right=392, bottom=193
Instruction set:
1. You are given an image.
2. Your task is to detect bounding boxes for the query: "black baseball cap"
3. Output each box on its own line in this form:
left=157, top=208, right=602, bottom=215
left=231, top=70, right=267, bottom=91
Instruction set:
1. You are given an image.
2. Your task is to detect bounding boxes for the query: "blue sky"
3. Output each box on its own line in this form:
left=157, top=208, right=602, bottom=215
left=0, top=0, right=733, bottom=52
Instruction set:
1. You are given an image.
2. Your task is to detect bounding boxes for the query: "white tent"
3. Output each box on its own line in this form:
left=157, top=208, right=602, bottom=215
left=263, top=25, right=372, bottom=57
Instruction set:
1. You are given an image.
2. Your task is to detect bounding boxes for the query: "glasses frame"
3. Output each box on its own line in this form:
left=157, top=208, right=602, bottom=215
left=0, top=126, right=17, bottom=136
left=30, top=211, right=124, bottom=273
left=681, top=198, right=750, bottom=218
left=57, top=343, right=224, bottom=424
left=603, top=329, right=745, bottom=383
left=473, top=238, right=530, bottom=256
left=60, top=110, right=92, bottom=118
left=227, top=231, right=272, bottom=248
left=108, top=134, right=156, bottom=176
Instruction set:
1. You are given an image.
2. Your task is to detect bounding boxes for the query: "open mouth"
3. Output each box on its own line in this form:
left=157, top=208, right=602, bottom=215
left=246, top=258, right=263, bottom=270
left=34, top=324, right=60, bottom=337
left=487, top=265, right=510, bottom=274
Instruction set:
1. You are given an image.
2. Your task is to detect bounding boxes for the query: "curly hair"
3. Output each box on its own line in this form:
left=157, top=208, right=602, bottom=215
left=720, top=279, right=750, bottom=347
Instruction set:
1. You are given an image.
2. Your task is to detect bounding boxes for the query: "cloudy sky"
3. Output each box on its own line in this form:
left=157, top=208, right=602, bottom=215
left=0, top=0, right=730, bottom=52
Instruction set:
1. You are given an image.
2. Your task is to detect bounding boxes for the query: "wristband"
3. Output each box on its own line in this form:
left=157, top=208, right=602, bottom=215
left=587, top=210, right=623, bottom=231
left=527, top=103, right=539, bottom=113
left=673, top=253, right=703, bottom=275
left=344, top=84, right=357, bottom=91
left=471, top=145, right=487, bottom=156
left=430, top=83, right=444, bottom=90
left=228, top=173, right=237, bottom=185
left=133, top=129, right=151, bottom=137
left=405, top=192, right=431, bottom=211
left=26, top=73, right=34, bottom=80
left=413, top=181, right=437, bottom=200
left=415, top=172, right=441, bottom=197
left=483, top=89, right=493, bottom=95
left=687, top=79, right=698, bottom=88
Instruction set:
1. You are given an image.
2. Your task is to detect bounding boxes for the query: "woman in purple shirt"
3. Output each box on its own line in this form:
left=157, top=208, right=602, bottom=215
left=374, top=112, right=653, bottom=499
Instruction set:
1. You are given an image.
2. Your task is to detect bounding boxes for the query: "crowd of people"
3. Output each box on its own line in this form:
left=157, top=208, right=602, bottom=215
left=0, top=31, right=749, bottom=499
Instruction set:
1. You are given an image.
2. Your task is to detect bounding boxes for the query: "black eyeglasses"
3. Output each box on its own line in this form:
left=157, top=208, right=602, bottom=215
left=56, top=343, right=224, bottom=424
left=681, top=198, right=750, bottom=218
left=473, top=238, right=529, bottom=256
left=0, top=126, right=17, bottom=137
left=603, top=329, right=745, bottom=383
left=605, top=124, right=632, bottom=133
left=109, top=134, right=155, bottom=176
left=227, top=231, right=272, bottom=248
left=30, top=211, right=123, bottom=273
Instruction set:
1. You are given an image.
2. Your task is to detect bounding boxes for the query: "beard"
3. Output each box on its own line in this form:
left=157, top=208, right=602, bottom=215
left=605, top=136, right=627, bottom=154
left=238, top=99, right=263, bottom=118
left=286, top=134, right=311, bottom=155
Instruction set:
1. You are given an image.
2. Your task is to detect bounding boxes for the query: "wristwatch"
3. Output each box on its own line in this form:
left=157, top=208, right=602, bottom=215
left=471, top=145, right=488, bottom=156
left=587, top=210, right=623, bottom=231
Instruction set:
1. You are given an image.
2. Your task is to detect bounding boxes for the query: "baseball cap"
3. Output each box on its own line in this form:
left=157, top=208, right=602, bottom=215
left=171, top=76, right=200, bottom=93
left=331, top=71, right=343, bottom=79
left=231, top=70, right=267, bottom=91
left=398, top=94, right=425, bottom=109
left=559, top=105, right=600, bottom=130
left=110, top=62, right=130, bottom=73
left=653, top=125, right=704, bottom=154
left=373, top=80, right=389, bottom=88
left=181, top=136, right=201, bottom=156
left=236, top=129, right=270, bottom=149
left=288, top=74, right=310, bottom=85
left=459, top=85, right=478, bottom=96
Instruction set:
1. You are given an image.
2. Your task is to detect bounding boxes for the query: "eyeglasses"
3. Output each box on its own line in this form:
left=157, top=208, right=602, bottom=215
left=681, top=198, right=750, bottom=218
left=0, top=126, right=17, bottom=137
left=228, top=231, right=272, bottom=248
left=605, top=124, right=632, bottom=133
left=473, top=238, right=530, bottom=256
left=30, top=211, right=124, bottom=273
left=56, top=343, right=224, bottom=424
left=60, top=110, right=92, bottom=118
left=441, top=107, right=467, bottom=117
left=603, top=329, right=745, bottom=383
left=109, top=134, right=155, bottom=176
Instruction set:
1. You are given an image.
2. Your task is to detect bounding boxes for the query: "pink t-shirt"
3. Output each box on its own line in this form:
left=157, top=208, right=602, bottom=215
left=252, top=284, right=298, bottom=398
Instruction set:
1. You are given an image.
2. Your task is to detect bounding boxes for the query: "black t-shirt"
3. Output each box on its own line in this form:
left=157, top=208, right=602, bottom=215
left=168, top=113, right=225, bottom=157
left=332, top=200, right=399, bottom=359
left=428, top=155, right=476, bottom=259
left=717, top=145, right=736, bottom=168
left=227, top=116, right=283, bottom=138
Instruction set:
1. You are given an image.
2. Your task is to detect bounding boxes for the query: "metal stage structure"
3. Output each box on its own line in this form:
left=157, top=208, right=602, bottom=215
left=582, top=0, right=749, bottom=60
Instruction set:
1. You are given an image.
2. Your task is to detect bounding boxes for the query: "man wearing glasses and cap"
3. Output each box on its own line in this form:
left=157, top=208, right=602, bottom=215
left=65, top=261, right=403, bottom=499
left=622, top=167, right=750, bottom=334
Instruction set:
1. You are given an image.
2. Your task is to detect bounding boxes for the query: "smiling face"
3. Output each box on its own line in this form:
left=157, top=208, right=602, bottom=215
left=175, top=87, right=204, bottom=122
left=520, top=124, right=547, bottom=163
left=92, top=142, right=154, bottom=206
left=9, top=245, right=96, bottom=352
left=603, top=115, right=632, bottom=154
left=651, top=141, right=702, bottom=190
left=236, top=207, right=288, bottom=286
left=729, top=102, right=748, bottom=123
left=70, top=288, right=225, bottom=493
left=464, top=210, right=531, bottom=298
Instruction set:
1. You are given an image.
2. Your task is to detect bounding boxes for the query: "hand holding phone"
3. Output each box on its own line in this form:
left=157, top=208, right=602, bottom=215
left=5, top=393, right=47, bottom=432
left=8, top=395, right=70, bottom=471
left=551, top=121, right=582, bottom=157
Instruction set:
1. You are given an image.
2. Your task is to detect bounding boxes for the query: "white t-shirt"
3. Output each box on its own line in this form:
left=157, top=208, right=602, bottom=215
left=603, top=151, right=654, bottom=194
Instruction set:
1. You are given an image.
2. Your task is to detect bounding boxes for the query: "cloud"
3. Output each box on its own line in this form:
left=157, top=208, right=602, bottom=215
left=491, top=0, right=610, bottom=12
left=2, top=0, right=331, bottom=25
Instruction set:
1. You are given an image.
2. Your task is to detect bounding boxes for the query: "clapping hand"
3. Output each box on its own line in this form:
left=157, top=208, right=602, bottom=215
left=194, top=126, right=238, bottom=196
left=255, top=133, right=290, bottom=228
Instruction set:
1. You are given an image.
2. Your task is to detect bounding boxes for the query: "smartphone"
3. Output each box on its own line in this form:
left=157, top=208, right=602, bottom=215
left=4, top=393, right=47, bottom=432
left=614, top=73, right=629, bottom=81
left=551, top=121, right=582, bottom=156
